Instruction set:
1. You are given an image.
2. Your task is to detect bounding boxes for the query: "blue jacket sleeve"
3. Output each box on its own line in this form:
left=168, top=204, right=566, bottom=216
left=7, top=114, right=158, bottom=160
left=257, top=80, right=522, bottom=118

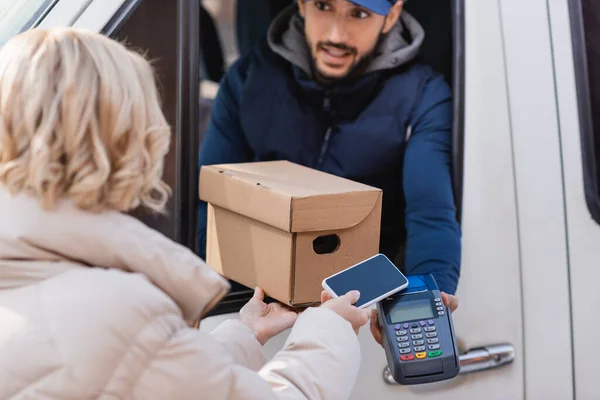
left=403, top=75, right=461, bottom=295
left=196, top=59, right=255, bottom=259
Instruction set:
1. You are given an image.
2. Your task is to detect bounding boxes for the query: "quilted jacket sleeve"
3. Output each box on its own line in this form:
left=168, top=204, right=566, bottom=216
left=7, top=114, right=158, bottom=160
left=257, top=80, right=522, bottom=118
left=132, top=308, right=361, bottom=400
left=403, top=75, right=461, bottom=295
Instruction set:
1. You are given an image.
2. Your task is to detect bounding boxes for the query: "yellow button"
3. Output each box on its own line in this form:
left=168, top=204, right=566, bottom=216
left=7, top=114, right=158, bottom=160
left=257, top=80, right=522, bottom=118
left=416, top=352, right=427, bottom=359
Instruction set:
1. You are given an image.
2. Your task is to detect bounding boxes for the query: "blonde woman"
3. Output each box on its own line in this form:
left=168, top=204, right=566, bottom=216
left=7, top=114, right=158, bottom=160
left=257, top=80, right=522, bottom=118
left=0, top=28, right=370, bottom=399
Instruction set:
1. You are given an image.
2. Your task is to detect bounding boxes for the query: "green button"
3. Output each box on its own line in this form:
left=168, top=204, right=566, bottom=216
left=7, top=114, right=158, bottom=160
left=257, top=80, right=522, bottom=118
left=428, top=350, right=443, bottom=358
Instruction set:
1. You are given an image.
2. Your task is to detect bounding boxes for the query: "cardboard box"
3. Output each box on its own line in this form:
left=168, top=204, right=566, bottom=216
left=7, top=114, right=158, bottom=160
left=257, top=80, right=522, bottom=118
left=199, top=161, right=382, bottom=306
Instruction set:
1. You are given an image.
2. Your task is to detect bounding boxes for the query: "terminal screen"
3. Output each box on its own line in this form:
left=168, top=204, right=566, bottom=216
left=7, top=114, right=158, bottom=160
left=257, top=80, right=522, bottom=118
left=389, top=299, right=435, bottom=323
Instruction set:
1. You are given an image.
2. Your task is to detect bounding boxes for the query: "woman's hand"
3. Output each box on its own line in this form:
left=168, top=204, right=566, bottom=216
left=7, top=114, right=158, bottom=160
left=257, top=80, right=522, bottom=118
left=239, top=287, right=299, bottom=345
left=320, top=290, right=371, bottom=335
left=370, top=292, right=459, bottom=346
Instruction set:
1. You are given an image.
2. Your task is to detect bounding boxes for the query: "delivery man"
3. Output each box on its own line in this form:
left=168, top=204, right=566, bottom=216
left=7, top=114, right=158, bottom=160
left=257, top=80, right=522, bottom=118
left=197, top=0, right=460, bottom=312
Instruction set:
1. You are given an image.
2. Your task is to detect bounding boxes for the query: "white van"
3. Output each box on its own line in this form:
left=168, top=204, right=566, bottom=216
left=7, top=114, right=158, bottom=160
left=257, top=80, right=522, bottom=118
left=3, top=0, right=598, bottom=398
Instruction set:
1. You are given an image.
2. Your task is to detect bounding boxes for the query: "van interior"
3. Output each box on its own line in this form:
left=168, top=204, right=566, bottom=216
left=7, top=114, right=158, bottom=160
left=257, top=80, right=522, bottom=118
left=105, top=0, right=464, bottom=315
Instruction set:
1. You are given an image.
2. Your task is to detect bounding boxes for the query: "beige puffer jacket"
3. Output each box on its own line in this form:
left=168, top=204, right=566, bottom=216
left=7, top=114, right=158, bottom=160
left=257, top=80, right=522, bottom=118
left=0, top=188, right=361, bottom=399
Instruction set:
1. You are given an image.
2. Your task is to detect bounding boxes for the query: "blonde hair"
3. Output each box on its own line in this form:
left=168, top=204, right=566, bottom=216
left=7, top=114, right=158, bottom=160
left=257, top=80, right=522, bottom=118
left=0, top=28, right=171, bottom=213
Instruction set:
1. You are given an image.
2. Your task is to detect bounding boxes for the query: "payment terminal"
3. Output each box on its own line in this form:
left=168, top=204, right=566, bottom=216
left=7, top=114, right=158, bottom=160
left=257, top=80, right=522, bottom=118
left=376, top=274, right=460, bottom=385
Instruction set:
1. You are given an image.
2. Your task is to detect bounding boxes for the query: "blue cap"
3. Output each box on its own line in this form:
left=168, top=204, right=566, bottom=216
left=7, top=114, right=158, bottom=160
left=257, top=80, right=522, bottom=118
left=351, top=0, right=396, bottom=15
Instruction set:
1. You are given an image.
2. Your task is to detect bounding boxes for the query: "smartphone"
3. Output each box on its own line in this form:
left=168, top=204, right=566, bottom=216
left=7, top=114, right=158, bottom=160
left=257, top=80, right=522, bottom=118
left=321, top=254, right=409, bottom=309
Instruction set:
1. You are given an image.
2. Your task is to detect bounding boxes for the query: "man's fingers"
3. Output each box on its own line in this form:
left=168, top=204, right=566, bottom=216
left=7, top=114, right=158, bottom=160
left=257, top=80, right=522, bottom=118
left=451, top=297, right=458, bottom=312
left=441, top=292, right=458, bottom=312
left=441, top=292, right=450, bottom=307
left=370, top=315, right=379, bottom=338
left=343, top=290, right=361, bottom=305
left=370, top=309, right=383, bottom=345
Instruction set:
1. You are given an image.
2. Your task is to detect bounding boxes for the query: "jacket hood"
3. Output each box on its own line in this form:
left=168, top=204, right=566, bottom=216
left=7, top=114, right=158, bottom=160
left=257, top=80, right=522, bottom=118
left=0, top=187, right=230, bottom=321
left=267, top=5, right=425, bottom=77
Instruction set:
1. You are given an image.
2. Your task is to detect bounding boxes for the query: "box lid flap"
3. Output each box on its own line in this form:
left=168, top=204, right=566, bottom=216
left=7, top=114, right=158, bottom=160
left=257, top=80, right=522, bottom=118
left=290, top=190, right=380, bottom=232
left=199, top=161, right=381, bottom=232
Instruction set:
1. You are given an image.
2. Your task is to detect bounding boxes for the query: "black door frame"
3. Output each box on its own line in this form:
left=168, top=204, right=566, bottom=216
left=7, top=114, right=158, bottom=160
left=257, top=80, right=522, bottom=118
left=176, top=0, right=201, bottom=251
left=103, top=0, right=201, bottom=250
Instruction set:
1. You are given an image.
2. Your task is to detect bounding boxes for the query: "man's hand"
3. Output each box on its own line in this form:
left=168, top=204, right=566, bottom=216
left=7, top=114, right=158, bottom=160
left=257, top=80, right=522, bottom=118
left=239, top=287, right=299, bottom=345
left=441, top=292, right=459, bottom=313
left=370, top=292, right=459, bottom=347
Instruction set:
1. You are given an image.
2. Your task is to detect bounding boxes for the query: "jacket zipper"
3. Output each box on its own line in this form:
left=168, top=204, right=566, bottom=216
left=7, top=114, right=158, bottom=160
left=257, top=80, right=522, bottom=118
left=317, top=93, right=333, bottom=169
left=405, top=124, right=413, bottom=142
left=316, top=127, right=333, bottom=169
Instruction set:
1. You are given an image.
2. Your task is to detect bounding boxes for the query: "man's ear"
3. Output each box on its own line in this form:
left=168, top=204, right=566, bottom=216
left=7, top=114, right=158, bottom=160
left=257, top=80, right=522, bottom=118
left=298, top=0, right=307, bottom=18
left=383, top=1, right=403, bottom=34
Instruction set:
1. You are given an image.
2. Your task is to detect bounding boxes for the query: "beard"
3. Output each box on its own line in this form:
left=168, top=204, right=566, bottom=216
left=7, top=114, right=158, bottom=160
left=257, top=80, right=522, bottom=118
left=311, top=51, right=373, bottom=86
left=309, top=30, right=386, bottom=86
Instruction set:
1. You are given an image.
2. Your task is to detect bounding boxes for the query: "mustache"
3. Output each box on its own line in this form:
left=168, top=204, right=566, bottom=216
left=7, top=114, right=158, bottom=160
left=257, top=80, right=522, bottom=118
left=317, top=41, right=358, bottom=55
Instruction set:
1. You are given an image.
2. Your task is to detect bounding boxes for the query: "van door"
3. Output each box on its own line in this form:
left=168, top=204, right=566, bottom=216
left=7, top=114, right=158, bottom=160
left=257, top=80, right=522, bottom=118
left=551, top=0, right=600, bottom=398
left=498, top=0, right=576, bottom=398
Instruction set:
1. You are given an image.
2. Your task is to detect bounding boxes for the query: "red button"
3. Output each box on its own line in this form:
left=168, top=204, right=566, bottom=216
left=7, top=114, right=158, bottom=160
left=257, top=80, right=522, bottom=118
left=400, top=354, right=415, bottom=361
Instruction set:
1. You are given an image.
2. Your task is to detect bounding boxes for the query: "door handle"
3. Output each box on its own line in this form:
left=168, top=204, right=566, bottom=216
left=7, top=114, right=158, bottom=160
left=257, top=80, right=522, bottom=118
left=383, top=343, right=515, bottom=385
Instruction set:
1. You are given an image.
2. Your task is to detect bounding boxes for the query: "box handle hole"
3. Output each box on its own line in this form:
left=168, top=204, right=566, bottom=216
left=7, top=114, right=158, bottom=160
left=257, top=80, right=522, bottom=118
left=313, top=234, right=340, bottom=255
